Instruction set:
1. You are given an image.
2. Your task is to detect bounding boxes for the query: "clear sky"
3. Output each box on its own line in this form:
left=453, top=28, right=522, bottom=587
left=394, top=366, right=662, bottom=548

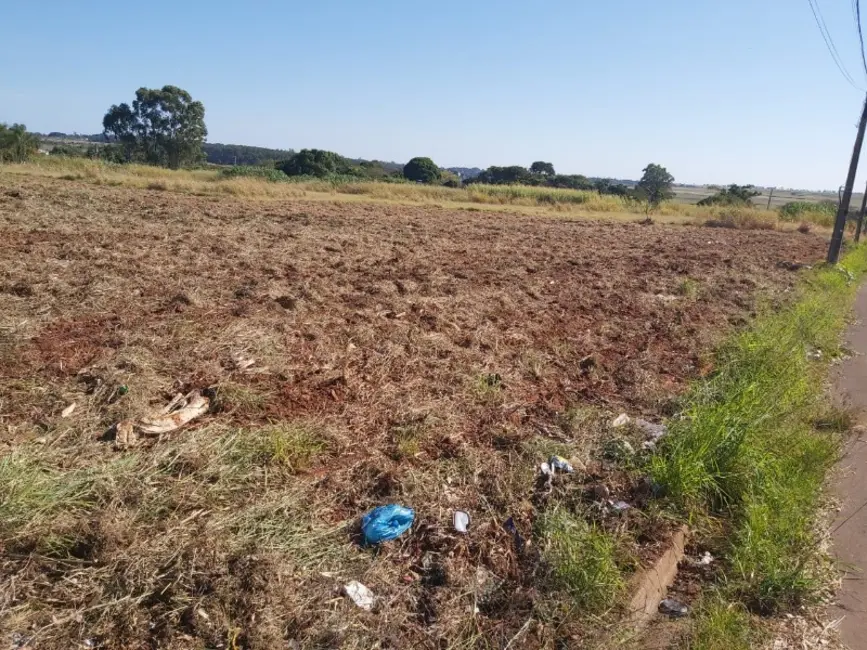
left=3, top=0, right=867, bottom=189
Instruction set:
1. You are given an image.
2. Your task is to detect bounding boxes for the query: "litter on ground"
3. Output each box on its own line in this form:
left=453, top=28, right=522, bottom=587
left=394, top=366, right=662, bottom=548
left=503, top=517, right=525, bottom=552
left=612, top=413, right=631, bottom=428
left=659, top=598, right=689, bottom=618
left=344, top=581, right=375, bottom=610
left=361, top=504, right=415, bottom=545
left=112, top=389, right=211, bottom=449
left=453, top=510, right=470, bottom=533
left=548, top=455, right=574, bottom=473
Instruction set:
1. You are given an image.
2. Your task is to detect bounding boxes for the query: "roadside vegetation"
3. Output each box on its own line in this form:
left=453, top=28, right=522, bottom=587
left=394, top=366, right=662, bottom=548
left=650, top=244, right=867, bottom=645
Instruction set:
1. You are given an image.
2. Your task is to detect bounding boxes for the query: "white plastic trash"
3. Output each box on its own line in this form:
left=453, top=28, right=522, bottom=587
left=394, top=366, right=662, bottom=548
left=344, top=581, right=375, bottom=610
left=453, top=510, right=470, bottom=533
left=612, top=413, right=631, bottom=428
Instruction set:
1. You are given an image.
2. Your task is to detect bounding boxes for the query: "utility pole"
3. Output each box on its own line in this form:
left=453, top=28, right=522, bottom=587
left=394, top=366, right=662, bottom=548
left=766, top=187, right=775, bottom=210
left=828, top=92, right=867, bottom=263
left=857, top=180, right=867, bottom=242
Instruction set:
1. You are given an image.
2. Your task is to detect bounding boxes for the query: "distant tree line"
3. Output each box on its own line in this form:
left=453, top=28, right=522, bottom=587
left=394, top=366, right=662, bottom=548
left=464, top=161, right=633, bottom=197
left=273, top=149, right=410, bottom=182
left=203, top=143, right=295, bottom=166
left=14, top=83, right=681, bottom=209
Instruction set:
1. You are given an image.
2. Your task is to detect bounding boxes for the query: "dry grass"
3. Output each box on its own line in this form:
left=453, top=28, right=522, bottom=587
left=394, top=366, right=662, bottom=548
left=2, top=158, right=825, bottom=230
left=0, top=173, right=830, bottom=648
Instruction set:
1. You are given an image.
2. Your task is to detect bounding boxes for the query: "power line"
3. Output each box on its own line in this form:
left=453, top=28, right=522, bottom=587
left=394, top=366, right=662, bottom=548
left=807, top=0, right=863, bottom=90
left=814, top=0, right=859, bottom=84
left=857, top=0, right=867, bottom=77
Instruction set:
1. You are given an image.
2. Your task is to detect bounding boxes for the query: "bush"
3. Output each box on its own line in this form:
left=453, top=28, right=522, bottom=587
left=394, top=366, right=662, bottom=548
left=0, top=123, right=40, bottom=163
left=403, top=157, right=441, bottom=184
left=697, top=184, right=760, bottom=207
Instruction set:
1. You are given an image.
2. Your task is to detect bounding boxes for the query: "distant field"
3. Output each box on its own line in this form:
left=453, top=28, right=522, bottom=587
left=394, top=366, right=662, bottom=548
left=0, top=158, right=841, bottom=231
left=673, top=184, right=844, bottom=209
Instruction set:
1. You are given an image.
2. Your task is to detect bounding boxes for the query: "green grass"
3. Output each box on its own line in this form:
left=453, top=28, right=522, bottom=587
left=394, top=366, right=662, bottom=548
left=682, top=597, right=754, bottom=650
left=650, top=244, right=867, bottom=621
left=778, top=200, right=837, bottom=227
left=0, top=452, right=133, bottom=543
left=539, top=508, right=624, bottom=612
left=234, top=423, right=329, bottom=471
left=219, top=165, right=289, bottom=182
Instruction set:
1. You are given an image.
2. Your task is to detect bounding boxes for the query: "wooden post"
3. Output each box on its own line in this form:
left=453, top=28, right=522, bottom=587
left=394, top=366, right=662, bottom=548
left=828, top=92, right=867, bottom=263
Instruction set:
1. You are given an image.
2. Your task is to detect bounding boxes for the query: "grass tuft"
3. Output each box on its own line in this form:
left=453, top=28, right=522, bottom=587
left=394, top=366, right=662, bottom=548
left=539, top=508, right=624, bottom=612
left=234, top=423, right=329, bottom=471
left=682, top=597, right=754, bottom=650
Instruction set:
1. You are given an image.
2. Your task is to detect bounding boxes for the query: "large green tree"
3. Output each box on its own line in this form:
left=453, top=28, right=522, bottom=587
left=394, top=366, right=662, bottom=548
left=530, top=161, right=555, bottom=176
left=403, top=157, right=441, bottom=184
left=636, top=163, right=675, bottom=208
left=102, top=86, right=207, bottom=169
left=0, top=124, right=40, bottom=163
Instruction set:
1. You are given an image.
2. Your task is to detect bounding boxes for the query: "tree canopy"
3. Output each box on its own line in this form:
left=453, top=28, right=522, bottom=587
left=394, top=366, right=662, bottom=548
left=0, top=124, right=39, bottom=163
left=278, top=149, right=348, bottom=177
left=203, top=143, right=294, bottom=166
left=530, top=161, right=555, bottom=176
left=403, top=157, right=441, bottom=184
left=472, top=165, right=534, bottom=185
left=102, top=86, right=207, bottom=169
left=636, top=163, right=675, bottom=207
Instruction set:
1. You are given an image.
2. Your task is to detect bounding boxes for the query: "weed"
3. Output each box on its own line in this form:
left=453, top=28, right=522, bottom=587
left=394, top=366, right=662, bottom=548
left=539, top=508, right=624, bottom=612
left=391, top=421, right=425, bottom=458
left=677, top=278, right=700, bottom=299
left=235, top=423, right=328, bottom=471
left=472, top=372, right=504, bottom=402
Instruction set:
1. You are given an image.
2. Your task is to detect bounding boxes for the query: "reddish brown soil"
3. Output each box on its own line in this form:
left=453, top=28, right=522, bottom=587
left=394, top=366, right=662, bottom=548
left=0, top=176, right=827, bottom=649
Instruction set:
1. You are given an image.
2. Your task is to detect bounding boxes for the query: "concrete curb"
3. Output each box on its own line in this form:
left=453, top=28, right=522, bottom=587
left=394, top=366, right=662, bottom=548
left=625, top=525, right=688, bottom=630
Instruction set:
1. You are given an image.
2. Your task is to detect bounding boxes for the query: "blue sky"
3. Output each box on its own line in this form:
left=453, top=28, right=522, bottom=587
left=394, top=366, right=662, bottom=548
left=3, top=0, right=867, bottom=189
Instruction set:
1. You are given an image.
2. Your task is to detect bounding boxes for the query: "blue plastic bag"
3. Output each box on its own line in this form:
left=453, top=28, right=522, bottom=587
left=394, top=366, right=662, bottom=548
left=361, top=504, right=415, bottom=545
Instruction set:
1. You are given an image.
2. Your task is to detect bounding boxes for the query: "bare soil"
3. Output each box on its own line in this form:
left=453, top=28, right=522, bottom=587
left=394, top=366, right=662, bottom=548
left=0, top=175, right=827, bottom=649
